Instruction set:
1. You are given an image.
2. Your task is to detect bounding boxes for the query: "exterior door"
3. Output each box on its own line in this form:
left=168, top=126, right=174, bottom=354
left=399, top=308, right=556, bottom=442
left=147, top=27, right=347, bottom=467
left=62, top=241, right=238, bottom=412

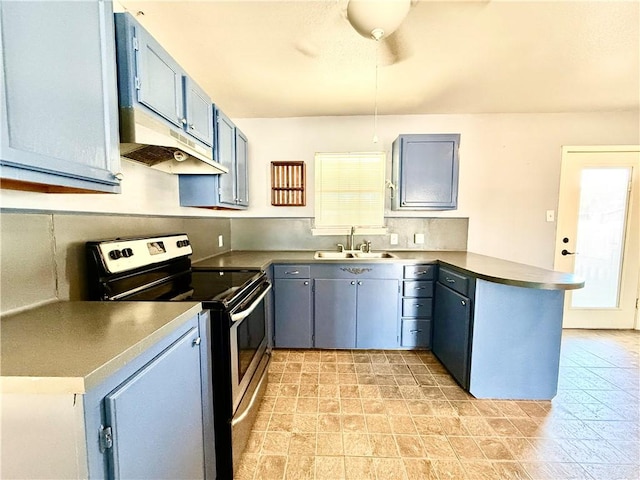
left=554, top=146, right=640, bottom=329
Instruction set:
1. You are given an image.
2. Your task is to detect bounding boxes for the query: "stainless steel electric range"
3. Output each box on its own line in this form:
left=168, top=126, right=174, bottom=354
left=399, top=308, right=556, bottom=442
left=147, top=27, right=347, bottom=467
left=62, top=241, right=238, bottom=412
left=86, top=233, right=271, bottom=479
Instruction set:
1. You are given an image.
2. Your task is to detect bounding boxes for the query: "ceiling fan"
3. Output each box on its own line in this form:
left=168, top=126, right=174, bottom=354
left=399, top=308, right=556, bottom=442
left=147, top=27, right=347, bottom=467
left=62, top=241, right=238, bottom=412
left=346, top=0, right=413, bottom=64
left=295, top=0, right=414, bottom=65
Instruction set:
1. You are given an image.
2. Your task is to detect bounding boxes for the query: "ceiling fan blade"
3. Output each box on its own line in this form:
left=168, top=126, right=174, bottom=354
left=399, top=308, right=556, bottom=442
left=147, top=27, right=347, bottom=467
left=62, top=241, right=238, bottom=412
left=380, top=26, right=412, bottom=65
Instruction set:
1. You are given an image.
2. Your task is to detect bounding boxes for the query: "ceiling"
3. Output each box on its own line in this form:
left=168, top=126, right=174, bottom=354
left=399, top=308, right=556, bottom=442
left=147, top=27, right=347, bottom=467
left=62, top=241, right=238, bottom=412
left=117, top=0, right=640, bottom=119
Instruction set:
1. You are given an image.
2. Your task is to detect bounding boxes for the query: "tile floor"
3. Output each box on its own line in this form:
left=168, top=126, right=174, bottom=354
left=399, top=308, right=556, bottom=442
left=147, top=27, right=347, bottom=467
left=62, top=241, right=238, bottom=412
left=237, top=329, right=639, bottom=479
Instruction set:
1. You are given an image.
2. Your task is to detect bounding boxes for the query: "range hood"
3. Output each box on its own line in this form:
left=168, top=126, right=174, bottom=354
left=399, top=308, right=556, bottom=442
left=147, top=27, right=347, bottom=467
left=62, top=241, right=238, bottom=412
left=118, top=106, right=228, bottom=175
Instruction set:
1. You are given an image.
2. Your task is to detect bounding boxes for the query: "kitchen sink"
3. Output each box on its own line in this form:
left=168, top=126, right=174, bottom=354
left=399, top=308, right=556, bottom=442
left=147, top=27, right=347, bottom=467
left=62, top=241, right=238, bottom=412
left=352, top=252, right=397, bottom=259
left=313, top=251, right=397, bottom=260
left=314, top=251, right=354, bottom=259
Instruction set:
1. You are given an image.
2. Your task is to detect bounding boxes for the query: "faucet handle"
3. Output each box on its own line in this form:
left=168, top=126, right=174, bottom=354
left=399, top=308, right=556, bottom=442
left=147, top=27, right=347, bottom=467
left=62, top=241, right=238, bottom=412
left=337, top=243, right=345, bottom=252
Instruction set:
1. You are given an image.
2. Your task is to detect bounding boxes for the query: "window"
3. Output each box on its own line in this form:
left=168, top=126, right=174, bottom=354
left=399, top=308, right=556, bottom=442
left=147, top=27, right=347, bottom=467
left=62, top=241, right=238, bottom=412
left=314, top=152, right=386, bottom=234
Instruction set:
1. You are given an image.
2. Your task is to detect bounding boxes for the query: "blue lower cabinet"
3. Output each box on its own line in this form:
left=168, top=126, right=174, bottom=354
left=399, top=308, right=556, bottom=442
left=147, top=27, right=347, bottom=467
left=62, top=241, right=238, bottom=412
left=314, top=279, right=357, bottom=349
left=356, top=279, right=400, bottom=349
left=274, top=278, right=312, bottom=348
left=401, top=319, right=432, bottom=348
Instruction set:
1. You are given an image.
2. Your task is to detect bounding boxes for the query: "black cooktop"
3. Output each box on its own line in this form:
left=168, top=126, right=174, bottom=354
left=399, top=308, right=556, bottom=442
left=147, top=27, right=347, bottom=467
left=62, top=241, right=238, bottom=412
left=189, top=269, right=263, bottom=304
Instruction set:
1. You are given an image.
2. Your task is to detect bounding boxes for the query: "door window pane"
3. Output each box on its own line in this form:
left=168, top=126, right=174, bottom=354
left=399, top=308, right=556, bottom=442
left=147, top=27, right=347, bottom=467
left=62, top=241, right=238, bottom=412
left=571, top=168, right=631, bottom=308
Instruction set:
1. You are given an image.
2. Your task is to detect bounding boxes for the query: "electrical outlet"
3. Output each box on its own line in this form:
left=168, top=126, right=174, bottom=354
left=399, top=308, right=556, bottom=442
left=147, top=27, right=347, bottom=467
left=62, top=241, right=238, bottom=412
left=546, top=210, right=555, bottom=222
left=414, top=233, right=425, bottom=244
left=390, top=233, right=399, bottom=245
left=218, top=234, right=224, bottom=247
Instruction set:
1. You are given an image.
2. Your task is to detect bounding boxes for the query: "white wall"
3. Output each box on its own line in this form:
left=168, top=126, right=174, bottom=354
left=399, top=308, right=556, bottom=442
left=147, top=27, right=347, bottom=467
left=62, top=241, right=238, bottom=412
left=2, top=111, right=638, bottom=269
left=233, top=112, right=639, bottom=268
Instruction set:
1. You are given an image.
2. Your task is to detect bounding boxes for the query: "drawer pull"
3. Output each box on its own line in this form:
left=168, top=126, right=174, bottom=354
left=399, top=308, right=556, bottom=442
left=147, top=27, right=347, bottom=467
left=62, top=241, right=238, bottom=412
left=285, top=271, right=300, bottom=275
left=414, top=286, right=425, bottom=290
left=446, top=278, right=456, bottom=283
left=409, top=329, right=422, bottom=334
left=414, top=303, right=423, bottom=307
left=416, top=271, right=428, bottom=275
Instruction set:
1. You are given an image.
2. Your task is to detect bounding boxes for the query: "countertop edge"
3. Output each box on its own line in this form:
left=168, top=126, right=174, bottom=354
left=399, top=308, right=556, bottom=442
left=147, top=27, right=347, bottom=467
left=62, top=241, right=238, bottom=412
left=194, top=250, right=584, bottom=291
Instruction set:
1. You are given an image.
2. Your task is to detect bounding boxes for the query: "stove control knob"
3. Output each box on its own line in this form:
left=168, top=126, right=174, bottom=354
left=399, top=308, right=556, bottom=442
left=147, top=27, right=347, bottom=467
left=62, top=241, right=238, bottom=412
left=177, top=240, right=191, bottom=248
left=121, top=248, right=134, bottom=258
left=108, top=249, right=122, bottom=260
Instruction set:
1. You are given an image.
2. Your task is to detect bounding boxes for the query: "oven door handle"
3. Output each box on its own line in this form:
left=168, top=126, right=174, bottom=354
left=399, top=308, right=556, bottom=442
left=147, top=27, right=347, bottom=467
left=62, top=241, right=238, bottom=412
left=230, top=283, right=272, bottom=324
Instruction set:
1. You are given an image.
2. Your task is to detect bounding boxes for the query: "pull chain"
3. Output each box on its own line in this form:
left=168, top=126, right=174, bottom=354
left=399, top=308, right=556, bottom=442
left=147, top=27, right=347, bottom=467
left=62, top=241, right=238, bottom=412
left=373, top=39, right=380, bottom=144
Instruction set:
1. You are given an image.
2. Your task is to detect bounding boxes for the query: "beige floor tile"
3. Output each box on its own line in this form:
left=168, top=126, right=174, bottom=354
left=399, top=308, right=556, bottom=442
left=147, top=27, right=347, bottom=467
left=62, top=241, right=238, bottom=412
left=315, top=455, right=345, bottom=480
left=284, top=455, right=314, bottom=480
left=242, top=331, right=639, bottom=479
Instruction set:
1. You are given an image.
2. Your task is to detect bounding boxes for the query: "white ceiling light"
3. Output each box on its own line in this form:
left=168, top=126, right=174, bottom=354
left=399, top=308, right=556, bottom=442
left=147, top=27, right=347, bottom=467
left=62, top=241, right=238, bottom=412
left=346, top=0, right=411, bottom=41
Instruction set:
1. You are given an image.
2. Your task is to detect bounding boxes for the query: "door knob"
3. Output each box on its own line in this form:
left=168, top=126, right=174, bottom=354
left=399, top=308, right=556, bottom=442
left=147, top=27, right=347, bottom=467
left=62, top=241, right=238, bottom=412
left=561, top=249, right=576, bottom=256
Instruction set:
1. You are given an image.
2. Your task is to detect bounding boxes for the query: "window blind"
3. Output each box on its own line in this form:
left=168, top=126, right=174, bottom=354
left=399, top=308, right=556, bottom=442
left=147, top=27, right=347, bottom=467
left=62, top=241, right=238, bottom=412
left=314, top=152, right=386, bottom=230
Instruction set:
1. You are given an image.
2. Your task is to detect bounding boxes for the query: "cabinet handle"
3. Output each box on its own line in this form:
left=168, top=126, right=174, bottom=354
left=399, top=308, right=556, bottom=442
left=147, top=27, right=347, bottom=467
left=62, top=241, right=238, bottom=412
left=416, top=271, right=428, bottom=275
left=285, top=271, right=300, bottom=275
left=414, top=286, right=425, bottom=290
left=461, top=300, right=466, bottom=306
left=351, top=281, right=356, bottom=285
left=113, top=172, right=124, bottom=181
left=180, top=117, right=187, bottom=125
left=192, top=337, right=201, bottom=347
left=303, top=281, right=309, bottom=285
left=414, top=303, right=423, bottom=307
left=358, top=281, right=363, bottom=285
left=189, top=123, right=194, bottom=129
left=446, top=278, right=456, bottom=283
left=409, top=329, right=422, bottom=334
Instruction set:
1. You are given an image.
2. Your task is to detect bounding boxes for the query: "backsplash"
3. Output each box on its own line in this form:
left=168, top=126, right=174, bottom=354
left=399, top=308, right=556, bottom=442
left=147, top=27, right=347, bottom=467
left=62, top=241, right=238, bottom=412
left=1, top=212, right=467, bottom=314
left=230, top=217, right=468, bottom=251
left=0, top=212, right=230, bottom=314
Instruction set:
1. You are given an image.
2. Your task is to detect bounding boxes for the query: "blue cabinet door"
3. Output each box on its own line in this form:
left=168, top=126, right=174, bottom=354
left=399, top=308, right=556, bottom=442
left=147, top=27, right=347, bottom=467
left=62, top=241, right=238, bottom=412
left=274, top=279, right=312, bottom=348
left=104, top=326, right=205, bottom=480
left=433, top=282, right=472, bottom=388
left=235, top=128, right=249, bottom=207
left=215, top=108, right=237, bottom=206
left=314, top=279, right=357, bottom=349
left=134, top=21, right=184, bottom=129
left=356, top=279, right=399, bottom=349
left=392, top=134, right=460, bottom=210
left=0, top=0, right=121, bottom=193
left=185, top=78, right=213, bottom=146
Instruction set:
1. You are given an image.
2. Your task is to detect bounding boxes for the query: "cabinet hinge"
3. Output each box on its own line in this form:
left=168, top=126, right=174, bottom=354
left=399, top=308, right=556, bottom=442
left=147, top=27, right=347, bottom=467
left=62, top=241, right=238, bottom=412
left=99, top=425, right=113, bottom=452
left=132, top=36, right=139, bottom=51
left=134, top=77, right=141, bottom=90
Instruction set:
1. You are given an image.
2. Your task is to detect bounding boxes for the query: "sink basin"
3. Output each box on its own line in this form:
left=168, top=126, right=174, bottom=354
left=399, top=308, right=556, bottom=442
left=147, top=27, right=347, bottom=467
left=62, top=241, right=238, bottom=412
left=353, top=252, right=397, bottom=259
left=314, top=251, right=354, bottom=259
left=313, top=251, right=397, bottom=259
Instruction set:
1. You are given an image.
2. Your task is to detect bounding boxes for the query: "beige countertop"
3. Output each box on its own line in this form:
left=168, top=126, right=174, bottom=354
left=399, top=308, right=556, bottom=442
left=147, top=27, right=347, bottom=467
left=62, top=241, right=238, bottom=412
left=1, top=301, right=202, bottom=395
left=193, top=250, right=584, bottom=290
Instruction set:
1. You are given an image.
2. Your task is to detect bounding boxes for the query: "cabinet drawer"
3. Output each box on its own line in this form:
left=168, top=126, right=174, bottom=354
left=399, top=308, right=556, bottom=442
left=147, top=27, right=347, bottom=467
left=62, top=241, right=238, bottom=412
left=403, top=264, right=436, bottom=280
left=402, top=298, right=433, bottom=317
left=401, top=320, right=432, bottom=348
left=438, top=267, right=469, bottom=296
left=274, top=265, right=310, bottom=279
left=403, top=281, right=434, bottom=298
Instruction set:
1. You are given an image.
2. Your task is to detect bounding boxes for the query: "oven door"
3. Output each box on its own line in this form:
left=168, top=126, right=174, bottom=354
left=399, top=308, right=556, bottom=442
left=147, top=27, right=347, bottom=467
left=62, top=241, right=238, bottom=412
left=229, top=280, right=271, bottom=413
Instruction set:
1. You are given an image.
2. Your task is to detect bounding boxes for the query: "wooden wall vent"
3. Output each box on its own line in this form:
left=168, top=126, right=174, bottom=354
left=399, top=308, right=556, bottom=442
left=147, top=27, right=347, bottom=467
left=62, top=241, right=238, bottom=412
left=271, top=161, right=306, bottom=206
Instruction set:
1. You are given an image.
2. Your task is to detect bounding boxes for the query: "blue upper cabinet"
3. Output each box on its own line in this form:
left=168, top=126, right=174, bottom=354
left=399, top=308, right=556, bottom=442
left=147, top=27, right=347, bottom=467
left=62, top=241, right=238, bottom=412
left=114, top=12, right=214, bottom=149
left=185, top=79, right=214, bottom=146
left=178, top=107, right=249, bottom=210
left=133, top=22, right=185, bottom=129
left=216, top=108, right=237, bottom=205
left=391, top=134, right=460, bottom=210
left=0, top=0, right=121, bottom=193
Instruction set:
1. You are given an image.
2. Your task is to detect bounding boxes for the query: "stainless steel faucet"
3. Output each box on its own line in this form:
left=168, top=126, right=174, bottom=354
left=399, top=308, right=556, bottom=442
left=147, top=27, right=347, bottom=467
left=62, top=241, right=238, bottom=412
left=347, top=226, right=355, bottom=250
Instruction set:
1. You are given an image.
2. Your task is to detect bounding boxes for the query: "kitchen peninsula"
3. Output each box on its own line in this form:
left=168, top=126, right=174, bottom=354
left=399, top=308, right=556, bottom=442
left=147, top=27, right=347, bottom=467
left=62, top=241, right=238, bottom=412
left=196, top=249, right=583, bottom=401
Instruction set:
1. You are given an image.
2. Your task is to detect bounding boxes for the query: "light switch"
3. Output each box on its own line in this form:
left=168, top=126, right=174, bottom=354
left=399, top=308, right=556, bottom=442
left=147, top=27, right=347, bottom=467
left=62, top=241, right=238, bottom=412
left=546, top=210, right=555, bottom=222
left=414, top=233, right=425, bottom=244
left=218, top=234, right=224, bottom=247
left=390, top=233, right=399, bottom=245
